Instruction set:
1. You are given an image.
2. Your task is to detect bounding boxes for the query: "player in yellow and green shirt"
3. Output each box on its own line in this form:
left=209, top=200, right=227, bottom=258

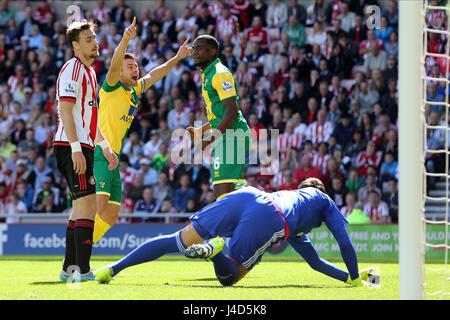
left=187, top=35, right=250, bottom=200
left=93, top=17, right=192, bottom=242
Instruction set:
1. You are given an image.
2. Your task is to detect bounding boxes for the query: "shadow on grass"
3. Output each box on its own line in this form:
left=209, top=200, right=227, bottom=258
left=30, top=281, right=65, bottom=285
left=167, top=283, right=346, bottom=289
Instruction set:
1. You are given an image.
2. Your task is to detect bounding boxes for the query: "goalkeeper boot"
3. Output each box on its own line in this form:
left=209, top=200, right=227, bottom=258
left=185, top=236, right=225, bottom=260
left=95, top=266, right=114, bottom=284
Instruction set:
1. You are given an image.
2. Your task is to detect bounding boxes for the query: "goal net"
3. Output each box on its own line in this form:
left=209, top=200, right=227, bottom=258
left=422, top=0, right=450, bottom=299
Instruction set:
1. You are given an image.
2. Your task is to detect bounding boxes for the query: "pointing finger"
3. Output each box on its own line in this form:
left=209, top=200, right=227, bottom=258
left=132, top=16, right=136, bottom=26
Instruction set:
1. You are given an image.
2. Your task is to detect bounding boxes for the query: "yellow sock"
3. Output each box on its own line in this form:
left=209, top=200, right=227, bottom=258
left=93, top=214, right=112, bottom=244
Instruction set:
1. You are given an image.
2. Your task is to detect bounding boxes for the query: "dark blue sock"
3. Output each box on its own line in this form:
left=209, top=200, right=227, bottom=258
left=211, top=252, right=239, bottom=287
left=111, top=232, right=185, bottom=275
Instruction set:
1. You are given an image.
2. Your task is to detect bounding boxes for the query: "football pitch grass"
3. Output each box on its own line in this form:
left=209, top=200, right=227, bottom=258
left=0, top=256, right=448, bottom=300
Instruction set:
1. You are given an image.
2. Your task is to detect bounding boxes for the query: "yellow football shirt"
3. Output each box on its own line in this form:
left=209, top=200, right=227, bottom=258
left=98, top=79, right=143, bottom=154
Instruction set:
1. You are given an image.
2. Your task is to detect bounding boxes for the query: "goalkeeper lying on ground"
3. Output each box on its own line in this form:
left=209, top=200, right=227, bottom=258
left=95, top=178, right=372, bottom=286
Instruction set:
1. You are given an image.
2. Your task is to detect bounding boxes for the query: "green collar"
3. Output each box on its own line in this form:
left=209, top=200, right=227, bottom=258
left=202, top=58, right=221, bottom=75
left=120, top=82, right=131, bottom=91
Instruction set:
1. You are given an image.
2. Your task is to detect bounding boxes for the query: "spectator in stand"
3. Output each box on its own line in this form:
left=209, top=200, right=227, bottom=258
left=356, top=140, right=382, bottom=176
left=328, top=176, right=348, bottom=208
left=134, top=187, right=157, bottom=216
left=345, top=167, right=363, bottom=196
left=138, top=158, right=159, bottom=187
left=363, top=40, right=388, bottom=76
left=143, top=130, right=162, bottom=160
left=31, top=176, right=60, bottom=213
left=266, top=0, right=288, bottom=28
left=363, top=190, right=390, bottom=224
left=167, top=98, right=189, bottom=130
left=293, top=153, right=322, bottom=183
left=27, top=155, right=53, bottom=191
left=307, top=109, right=334, bottom=146
left=216, top=3, right=239, bottom=42
left=358, top=173, right=382, bottom=207
left=383, top=178, right=398, bottom=223
left=282, top=15, right=305, bottom=48
left=153, top=172, right=173, bottom=212
left=379, top=151, right=397, bottom=184
left=125, top=172, right=146, bottom=207
left=278, top=169, right=298, bottom=191
left=247, top=16, right=268, bottom=50
left=340, top=192, right=358, bottom=217
left=174, top=174, right=196, bottom=212
left=16, top=179, right=34, bottom=212
left=375, top=16, right=393, bottom=46
left=337, top=2, right=355, bottom=33
left=3, top=192, right=27, bottom=223
left=152, top=143, right=169, bottom=172
left=278, top=120, right=302, bottom=161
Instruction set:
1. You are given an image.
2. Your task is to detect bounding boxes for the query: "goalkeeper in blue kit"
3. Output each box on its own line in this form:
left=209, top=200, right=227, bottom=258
left=95, top=178, right=373, bottom=287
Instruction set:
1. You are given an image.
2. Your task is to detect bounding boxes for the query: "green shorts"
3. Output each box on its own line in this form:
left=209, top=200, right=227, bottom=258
left=94, top=146, right=122, bottom=205
left=211, top=132, right=249, bottom=188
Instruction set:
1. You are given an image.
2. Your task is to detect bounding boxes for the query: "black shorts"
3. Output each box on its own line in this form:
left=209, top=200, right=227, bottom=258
left=54, top=145, right=96, bottom=200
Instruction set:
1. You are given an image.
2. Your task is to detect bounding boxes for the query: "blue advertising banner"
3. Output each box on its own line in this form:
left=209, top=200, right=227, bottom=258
left=0, top=223, right=185, bottom=255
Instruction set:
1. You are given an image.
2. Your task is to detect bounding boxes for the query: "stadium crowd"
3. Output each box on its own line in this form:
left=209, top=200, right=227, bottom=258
left=0, top=0, right=416, bottom=224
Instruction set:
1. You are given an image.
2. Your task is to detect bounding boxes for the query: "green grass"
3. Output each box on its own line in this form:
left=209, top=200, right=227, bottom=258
left=0, top=256, right=448, bottom=300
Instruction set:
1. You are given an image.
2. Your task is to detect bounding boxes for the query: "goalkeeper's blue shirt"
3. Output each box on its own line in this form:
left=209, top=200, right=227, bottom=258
left=269, top=187, right=348, bottom=237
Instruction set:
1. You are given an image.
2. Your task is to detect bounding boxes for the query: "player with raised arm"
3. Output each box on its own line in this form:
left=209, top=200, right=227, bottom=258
left=95, top=178, right=374, bottom=287
left=54, top=20, right=118, bottom=282
left=92, top=17, right=192, bottom=243
left=187, top=35, right=250, bottom=200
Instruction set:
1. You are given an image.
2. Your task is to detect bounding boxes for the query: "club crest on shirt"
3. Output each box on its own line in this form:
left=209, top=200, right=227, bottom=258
left=99, top=181, right=106, bottom=189
left=222, top=81, right=232, bottom=91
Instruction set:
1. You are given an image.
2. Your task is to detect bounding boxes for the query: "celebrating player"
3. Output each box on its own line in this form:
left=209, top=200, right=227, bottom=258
left=54, top=20, right=118, bottom=282
left=92, top=17, right=192, bottom=243
left=187, top=35, right=250, bottom=200
left=95, top=178, right=372, bottom=287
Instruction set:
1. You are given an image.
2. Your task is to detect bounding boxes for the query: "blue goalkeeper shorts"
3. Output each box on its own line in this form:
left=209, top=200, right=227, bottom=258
left=190, top=186, right=287, bottom=270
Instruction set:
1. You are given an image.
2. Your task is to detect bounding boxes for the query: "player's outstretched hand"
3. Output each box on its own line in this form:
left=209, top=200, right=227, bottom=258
left=72, top=152, right=87, bottom=175
left=104, top=148, right=119, bottom=171
left=123, top=16, right=137, bottom=41
left=176, top=37, right=192, bottom=60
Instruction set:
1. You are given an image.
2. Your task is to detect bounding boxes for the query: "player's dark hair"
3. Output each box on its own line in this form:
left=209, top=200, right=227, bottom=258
left=124, top=52, right=137, bottom=61
left=195, top=35, right=219, bottom=54
left=299, top=177, right=326, bottom=193
left=66, top=20, right=96, bottom=49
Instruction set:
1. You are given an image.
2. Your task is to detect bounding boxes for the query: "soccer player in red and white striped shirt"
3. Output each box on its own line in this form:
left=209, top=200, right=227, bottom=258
left=54, top=20, right=118, bottom=282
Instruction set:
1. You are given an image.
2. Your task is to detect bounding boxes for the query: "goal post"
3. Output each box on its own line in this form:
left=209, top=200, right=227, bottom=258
left=399, top=0, right=425, bottom=300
